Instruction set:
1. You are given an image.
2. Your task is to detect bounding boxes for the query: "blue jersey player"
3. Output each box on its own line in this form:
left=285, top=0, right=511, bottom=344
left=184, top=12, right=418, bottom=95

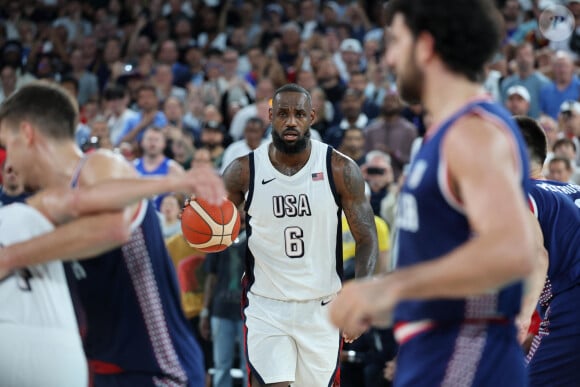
left=0, top=81, right=226, bottom=386
left=515, top=116, right=580, bottom=386
left=329, top=2, right=538, bottom=386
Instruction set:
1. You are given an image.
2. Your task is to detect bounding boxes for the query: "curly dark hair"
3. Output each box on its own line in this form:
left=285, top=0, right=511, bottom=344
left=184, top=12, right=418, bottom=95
left=386, top=0, right=502, bottom=82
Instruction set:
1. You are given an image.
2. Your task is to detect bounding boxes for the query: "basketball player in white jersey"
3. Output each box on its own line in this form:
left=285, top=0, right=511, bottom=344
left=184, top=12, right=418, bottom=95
left=0, top=168, right=221, bottom=387
left=222, top=83, right=378, bottom=387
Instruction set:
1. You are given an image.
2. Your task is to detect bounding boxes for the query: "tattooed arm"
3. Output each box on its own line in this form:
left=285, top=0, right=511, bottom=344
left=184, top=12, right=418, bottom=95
left=222, top=155, right=251, bottom=207
left=332, top=150, right=378, bottom=278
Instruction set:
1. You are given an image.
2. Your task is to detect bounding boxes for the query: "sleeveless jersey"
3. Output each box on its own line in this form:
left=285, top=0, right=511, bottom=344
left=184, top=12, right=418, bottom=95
left=392, top=99, right=530, bottom=322
left=529, top=179, right=580, bottom=307
left=64, top=157, right=204, bottom=386
left=0, top=204, right=78, bottom=330
left=244, top=140, right=342, bottom=301
left=134, top=157, right=172, bottom=176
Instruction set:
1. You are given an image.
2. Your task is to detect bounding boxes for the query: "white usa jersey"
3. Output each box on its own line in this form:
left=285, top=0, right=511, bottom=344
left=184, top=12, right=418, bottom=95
left=0, top=204, right=77, bottom=330
left=245, top=140, right=342, bottom=301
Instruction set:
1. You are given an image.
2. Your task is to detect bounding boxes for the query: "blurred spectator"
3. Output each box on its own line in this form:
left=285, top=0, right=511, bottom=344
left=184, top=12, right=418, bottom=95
left=229, top=78, right=274, bottom=140
left=348, top=71, right=380, bottom=120
left=365, top=93, right=418, bottom=180
left=157, top=39, right=190, bottom=87
left=505, top=85, right=531, bottom=116
left=158, top=193, right=183, bottom=239
left=296, top=69, right=318, bottom=92
left=88, top=115, right=114, bottom=151
left=184, top=43, right=205, bottom=88
left=134, top=126, right=185, bottom=178
left=315, top=56, right=346, bottom=107
left=501, top=42, right=549, bottom=118
left=539, top=114, right=561, bottom=164
left=325, top=88, right=367, bottom=148
left=200, top=120, right=228, bottom=170
left=52, top=0, right=92, bottom=44
left=278, top=22, right=302, bottom=78
left=310, top=87, right=334, bottom=137
left=171, top=136, right=195, bottom=170
left=183, top=91, right=205, bottom=141
left=220, top=117, right=268, bottom=174
left=0, top=161, right=27, bottom=207
left=540, top=51, right=580, bottom=119
left=338, top=126, right=366, bottom=166
left=118, top=84, right=168, bottom=146
left=103, top=84, right=138, bottom=146
left=153, top=63, right=187, bottom=104
left=299, top=0, right=321, bottom=41
left=66, top=48, right=99, bottom=106
left=95, top=36, right=123, bottom=90
left=196, top=5, right=228, bottom=52
left=551, top=137, right=580, bottom=184
left=60, top=75, right=92, bottom=147
left=501, top=0, right=521, bottom=43
left=558, top=100, right=580, bottom=148
left=1, top=40, right=35, bottom=87
left=336, top=38, right=364, bottom=83
left=547, top=156, right=573, bottom=183
left=361, top=150, right=396, bottom=217
left=200, top=223, right=248, bottom=387
left=164, top=96, right=195, bottom=141
left=0, top=64, right=17, bottom=103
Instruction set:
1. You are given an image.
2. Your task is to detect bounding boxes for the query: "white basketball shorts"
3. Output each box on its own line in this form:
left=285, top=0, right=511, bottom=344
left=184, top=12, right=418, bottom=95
left=244, top=291, right=341, bottom=386
left=0, top=323, right=88, bottom=387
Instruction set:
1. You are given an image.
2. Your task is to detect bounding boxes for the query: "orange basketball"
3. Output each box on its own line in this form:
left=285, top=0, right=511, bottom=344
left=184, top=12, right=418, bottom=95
left=181, top=197, right=241, bottom=252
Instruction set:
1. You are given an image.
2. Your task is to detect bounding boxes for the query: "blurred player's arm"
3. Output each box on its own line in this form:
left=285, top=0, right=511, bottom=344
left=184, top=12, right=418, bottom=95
left=332, top=150, right=378, bottom=278
left=29, top=163, right=224, bottom=225
left=222, top=156, right=251, bottom=208
left=329, top=117, right=536, bottom=330
left=0, top=153, right=225, bottom=271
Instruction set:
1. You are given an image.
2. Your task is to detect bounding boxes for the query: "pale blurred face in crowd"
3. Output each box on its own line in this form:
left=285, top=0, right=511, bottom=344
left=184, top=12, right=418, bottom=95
left=548, top=159, right=572, bottom=182
left=552, top=53, right=574, bottom=85
left=506, top=94, right=530, bottom=116
left=141, top=129, right=166, bottom=157
left=161, top=195, right=181, bottom=223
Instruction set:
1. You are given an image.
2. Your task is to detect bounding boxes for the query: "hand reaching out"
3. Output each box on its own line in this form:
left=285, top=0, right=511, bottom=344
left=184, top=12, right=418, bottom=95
left=177, top=164, right=226, bottom=207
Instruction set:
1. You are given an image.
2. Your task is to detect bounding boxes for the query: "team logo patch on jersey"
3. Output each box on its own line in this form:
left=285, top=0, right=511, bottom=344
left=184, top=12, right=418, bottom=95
left=311, top=172, right=324, bottom=181
left=407, top=160, right=427, bottom=189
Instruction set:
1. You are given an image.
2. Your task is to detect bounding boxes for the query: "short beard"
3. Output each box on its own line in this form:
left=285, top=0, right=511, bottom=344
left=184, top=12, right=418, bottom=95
left=272, top=129, right=311, bottom=154
left=398, top=48, right=423, bottom=105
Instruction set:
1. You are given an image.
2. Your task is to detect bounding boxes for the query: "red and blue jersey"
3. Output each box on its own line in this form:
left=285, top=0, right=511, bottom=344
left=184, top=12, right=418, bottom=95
left=65, top=159, right=204, bottom=386
left=529, top=179, right=580, bottom=304
left=392, top=99, right=530, bottom=323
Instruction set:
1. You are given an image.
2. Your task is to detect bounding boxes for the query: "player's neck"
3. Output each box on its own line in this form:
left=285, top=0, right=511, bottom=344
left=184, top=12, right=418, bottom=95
left=37, top=141, right=84, bottom=189
left=423, top=69, right=486, bottom=126
left=269, top=142, right=311, bottom=174
left=530, top=164, right=544, bottom=180
left=144, top=153, right=164, bottom=164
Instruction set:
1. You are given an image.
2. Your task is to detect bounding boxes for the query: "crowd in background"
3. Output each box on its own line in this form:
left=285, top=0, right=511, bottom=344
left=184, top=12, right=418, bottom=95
left=0, top=0, right=579, bottom=386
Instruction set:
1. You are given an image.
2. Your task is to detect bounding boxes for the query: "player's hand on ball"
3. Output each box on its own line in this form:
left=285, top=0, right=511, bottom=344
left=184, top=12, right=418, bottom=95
left=183, top=164, right=226, bottom=206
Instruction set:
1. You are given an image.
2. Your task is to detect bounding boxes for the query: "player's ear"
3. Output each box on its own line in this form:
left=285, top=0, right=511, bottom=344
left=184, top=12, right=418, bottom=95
left=19, top=121, right=35, bottom=146
left=415, top=31, right=435, bottom=67
left=310, top=107, right=317, bottom=124
left=268, top=107, right=273, bottom=122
